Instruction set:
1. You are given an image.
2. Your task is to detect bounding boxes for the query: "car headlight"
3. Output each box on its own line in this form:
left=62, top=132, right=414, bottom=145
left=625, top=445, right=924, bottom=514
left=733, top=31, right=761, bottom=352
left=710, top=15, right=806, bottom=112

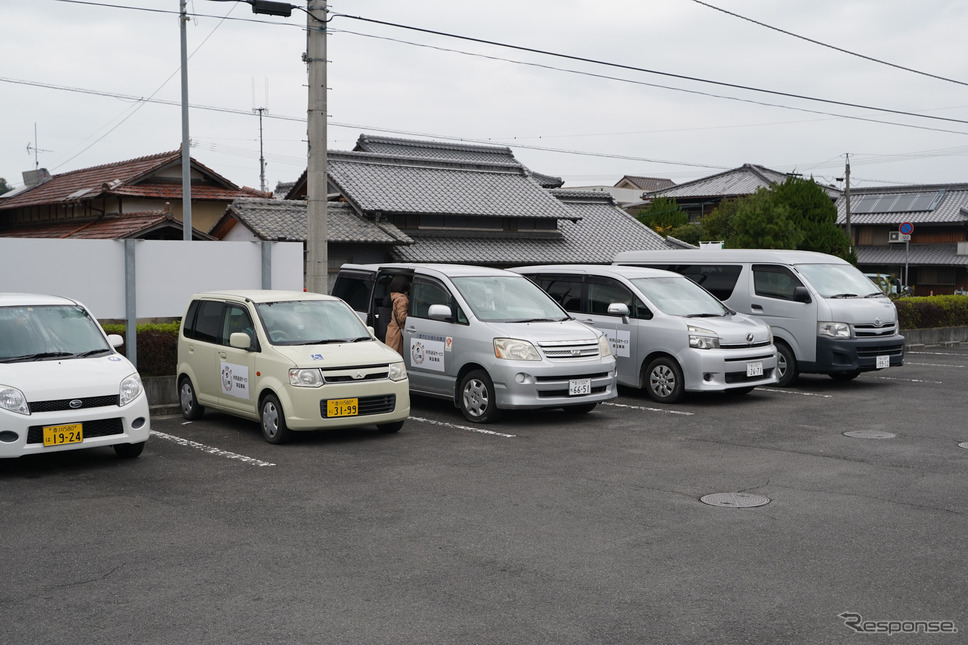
left=688, top=325, right=720, bottom=350
left=388, top=361, right=407, bottom=381
left=818, top=322, right=851, bottom=339
left=598, top=334, right=612, bottom=357
left=119, top=373, right=143, bottom=407
left=290, top=368, right=324, bottom=387
left=493, top=338, right=541, bottom=361
left=0, top=385, right=30, bottom=415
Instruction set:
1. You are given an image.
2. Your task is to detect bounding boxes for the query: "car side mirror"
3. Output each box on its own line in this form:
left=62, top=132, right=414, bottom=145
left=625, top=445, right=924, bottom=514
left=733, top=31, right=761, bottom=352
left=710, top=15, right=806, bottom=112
left=607, top=302, right=630, bottom=317
left=428, top=304, right=452, bottom=321
left=107, top=333, right=124, bottom=348
left=230, top=332, right=253, bottom=349
left=794, top=286, right=812, bottom=303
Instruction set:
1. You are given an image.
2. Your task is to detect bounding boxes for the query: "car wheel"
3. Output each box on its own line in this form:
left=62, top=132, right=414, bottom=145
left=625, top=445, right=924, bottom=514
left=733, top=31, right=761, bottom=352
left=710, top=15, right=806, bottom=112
left=645, top=357, right=685, bottom=403
left=377, top=420, right=405, bottom=433
left=775, top=342, right=799, bottom=387
left=113, top=442, right=145, bottom=458
left=566, top=402, right=598, bottom=414
left=260, top=394, right=292, bottom=444
left=179, top=377, right=204, bottom=420
left=830, top=371, right=861, bottom=381
left=459, top=370, right=501, bottom=423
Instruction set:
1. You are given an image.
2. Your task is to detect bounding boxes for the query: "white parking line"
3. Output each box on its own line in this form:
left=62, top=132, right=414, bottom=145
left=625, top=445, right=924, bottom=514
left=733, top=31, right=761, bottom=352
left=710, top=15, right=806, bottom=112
left=907, top=351, right=966, bottom=356
left=905, top=362, right=965, bottom=368
left=602, top=402, right=694, bottom=415
left=409, top=416, right=516, bottom=437
left=757, top=387, right=832, bottom=398
left=871, top=376, right=943, bottom=384
left=151, top=430, right=276, bottom=466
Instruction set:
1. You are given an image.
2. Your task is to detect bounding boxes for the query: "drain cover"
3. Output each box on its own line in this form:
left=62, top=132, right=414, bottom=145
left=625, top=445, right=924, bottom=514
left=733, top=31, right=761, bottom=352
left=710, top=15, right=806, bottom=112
left=843, top=430, right=896, bottom=439
left=700, top=492, right=770, bottom=508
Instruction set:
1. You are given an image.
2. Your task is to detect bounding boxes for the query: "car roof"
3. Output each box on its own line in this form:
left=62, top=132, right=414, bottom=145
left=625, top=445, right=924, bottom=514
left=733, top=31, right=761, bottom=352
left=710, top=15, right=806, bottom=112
left=0, top=292, right=80, bottom=307
left=613, top=249, right=846, bottom=265
left=190, top=290, right=340, bottom=304
left=339, top=263, right=522, bottom=278
left=509, top=264, right=681, bottom=279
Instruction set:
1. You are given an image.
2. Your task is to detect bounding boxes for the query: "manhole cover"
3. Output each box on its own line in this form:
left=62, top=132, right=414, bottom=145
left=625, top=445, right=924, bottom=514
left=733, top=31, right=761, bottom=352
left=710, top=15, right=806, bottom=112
left=843, top=430, right=896, bottom=439
left=700, top=493, right=770, bottom=508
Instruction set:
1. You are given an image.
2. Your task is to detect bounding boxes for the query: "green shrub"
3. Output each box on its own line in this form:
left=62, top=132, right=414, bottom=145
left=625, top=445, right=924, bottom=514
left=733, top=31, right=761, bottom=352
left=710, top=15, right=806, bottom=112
left=894, top=296, right=968, bottom=330
left=102, top=321, right=180, bottom=377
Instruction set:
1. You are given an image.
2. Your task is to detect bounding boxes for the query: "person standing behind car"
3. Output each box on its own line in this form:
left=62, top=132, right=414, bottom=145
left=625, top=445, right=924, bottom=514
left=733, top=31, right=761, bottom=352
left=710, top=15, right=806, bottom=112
left=385, top=275, right=410, bottom=355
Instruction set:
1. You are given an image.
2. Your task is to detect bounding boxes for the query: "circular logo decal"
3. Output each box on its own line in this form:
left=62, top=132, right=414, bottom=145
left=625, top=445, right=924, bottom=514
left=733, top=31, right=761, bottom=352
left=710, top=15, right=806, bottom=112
left=411, top=341, right=425, bottom=365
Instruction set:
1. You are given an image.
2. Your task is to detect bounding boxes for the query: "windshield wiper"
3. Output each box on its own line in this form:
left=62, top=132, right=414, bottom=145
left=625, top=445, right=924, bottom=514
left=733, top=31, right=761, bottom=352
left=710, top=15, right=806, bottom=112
left=518, top=317, right=565, bottom=323
left=2, top=351, right=75, bottom=363
left=864, top=292, right=885, bottom=298
left=76, top=348, right=113, bottom=357
left=829, top=293, right=859, bottom=299
left=686, top=313, right=722, bottom=318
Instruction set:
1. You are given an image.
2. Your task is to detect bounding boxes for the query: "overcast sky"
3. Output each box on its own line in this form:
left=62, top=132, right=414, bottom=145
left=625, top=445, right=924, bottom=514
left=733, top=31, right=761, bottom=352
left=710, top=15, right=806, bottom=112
left=3, top=0, right=968, bottom=195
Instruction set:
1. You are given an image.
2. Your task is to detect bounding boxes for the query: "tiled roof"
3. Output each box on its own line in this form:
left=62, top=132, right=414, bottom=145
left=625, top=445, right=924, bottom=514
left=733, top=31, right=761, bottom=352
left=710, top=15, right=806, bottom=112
left=354, top=134, right=564, bottom=188
left=389, top=190, right=674, bottom=265
left=836, top=184, right=968, bottom=225
left=856, top=243, right=968, bottom=266
left=327, top=151, right=575, bottom=219
left=617, top=175, right=676, bottom=191
left=646, top=164, right=831, bottom=199
left=0, top=212, right=209, bottom=239
left=0, top=150, right=257, bottom=210
left=216, top=198, right=413, bottom=245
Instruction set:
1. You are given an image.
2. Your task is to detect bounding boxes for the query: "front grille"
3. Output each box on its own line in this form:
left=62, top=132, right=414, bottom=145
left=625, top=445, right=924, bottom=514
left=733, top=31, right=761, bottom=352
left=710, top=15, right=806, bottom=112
left=854, top=323, right=898, bottom=337
left=725, top=368, right=775, bottom=384
left=538, top=340, right=601, bottom=360
left=320, top=394, right=396, bottom=418
left=720, top=340, right=773, bottom=350
left=30, top=395, right=119, bottom=413
left=535, top=372, right=611, bottom=383
left=724, top=352, right=776, bottom=365
left=26, top=418, right=125, bottom=444
left=857, top=343, right=905, bottom=358
left=322, top=371, right=389, bottom=383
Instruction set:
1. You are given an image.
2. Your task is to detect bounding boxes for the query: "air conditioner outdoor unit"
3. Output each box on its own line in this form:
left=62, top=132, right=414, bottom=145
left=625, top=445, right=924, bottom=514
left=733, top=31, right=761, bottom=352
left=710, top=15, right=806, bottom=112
left=888, top=231, right=902, bottom=243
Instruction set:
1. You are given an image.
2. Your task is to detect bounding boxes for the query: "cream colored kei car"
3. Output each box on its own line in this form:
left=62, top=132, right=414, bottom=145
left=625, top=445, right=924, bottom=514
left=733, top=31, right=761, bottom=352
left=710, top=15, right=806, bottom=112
left=176, top=290, right=410, bottom=444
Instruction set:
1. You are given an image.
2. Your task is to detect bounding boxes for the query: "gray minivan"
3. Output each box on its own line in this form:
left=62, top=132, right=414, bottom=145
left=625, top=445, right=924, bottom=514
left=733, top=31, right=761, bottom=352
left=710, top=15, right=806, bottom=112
left=614, top=249, right=905, bottom=386
left=332, top=263, right=617, bottom=422
left=510, top=265, right=777, bottom=403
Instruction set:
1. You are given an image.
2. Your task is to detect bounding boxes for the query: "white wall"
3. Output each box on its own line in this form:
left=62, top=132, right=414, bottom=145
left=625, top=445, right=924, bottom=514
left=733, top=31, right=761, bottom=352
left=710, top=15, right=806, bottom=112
left=0, top=238, right=304, bottom=319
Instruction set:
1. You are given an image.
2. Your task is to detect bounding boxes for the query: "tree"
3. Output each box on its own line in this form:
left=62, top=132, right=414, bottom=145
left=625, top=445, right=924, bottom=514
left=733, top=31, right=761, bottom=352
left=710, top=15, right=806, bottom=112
left=772, top=176, right=851, bottom=259
left=728, top=189, right=800, bottom=249
left=0, top=177, right=12, bottom=195
left=635, top=197, right=688, bottom=235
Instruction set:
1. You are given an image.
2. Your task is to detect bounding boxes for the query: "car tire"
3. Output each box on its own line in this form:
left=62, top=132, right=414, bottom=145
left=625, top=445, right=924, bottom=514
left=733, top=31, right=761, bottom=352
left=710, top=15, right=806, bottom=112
left=260, top=394, right=292, bottom=444
left=775, top=342, right=799, bottom=387
left=377, top=420, right=405, bottom=433
left=459, top=370, right=501, bottom=423
left=566, top=402, right=598, bottom=414
left=113, top=441, right=145, bottom=458
left=179, top=377, right=204, bottom=420
left=645, top=357, right=685, bottom=403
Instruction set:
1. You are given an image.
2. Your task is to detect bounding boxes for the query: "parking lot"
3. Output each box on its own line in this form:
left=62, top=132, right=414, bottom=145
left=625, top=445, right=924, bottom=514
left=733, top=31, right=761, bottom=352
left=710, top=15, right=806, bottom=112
left=3, top=346, right=967, bottom=644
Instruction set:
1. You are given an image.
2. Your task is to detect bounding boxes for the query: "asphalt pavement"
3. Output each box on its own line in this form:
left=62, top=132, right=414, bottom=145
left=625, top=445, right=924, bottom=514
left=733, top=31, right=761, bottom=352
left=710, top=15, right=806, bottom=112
left=2, top=346, right=967, bottom=644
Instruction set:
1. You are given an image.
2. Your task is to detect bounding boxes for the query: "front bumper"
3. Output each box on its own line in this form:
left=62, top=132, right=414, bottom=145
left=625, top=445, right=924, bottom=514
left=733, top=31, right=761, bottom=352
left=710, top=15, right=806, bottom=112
left=812, top=334, right=906, bottom=374
left=679, top=346, right=778, bottom=392
left=490, top=356, right=618, bottom=410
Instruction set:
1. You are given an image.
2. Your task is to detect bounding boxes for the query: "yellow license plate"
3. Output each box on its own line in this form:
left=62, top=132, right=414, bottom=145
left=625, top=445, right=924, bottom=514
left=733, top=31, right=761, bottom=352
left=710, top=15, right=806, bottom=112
left=43, top=423, right=84, bottom=447
left=327, top=398, right=358, bottom=417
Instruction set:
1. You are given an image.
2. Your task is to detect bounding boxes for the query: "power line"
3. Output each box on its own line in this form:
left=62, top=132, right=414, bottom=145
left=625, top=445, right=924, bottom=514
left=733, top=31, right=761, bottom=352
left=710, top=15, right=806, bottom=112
left=690, top=0, right=968, bottom=88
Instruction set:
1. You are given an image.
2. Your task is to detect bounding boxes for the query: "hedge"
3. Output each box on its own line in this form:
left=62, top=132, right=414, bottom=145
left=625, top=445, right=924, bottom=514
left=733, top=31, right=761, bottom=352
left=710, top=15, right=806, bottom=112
left=893, top=295, right=968, bottom=330
left=102, top=322, right=180, bottom=377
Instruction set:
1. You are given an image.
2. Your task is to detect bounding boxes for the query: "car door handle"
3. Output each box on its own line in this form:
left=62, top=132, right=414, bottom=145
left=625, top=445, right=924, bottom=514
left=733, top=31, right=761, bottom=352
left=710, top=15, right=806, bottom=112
left=751, top=304, right=764, bottom=311
left=219, top=351, right=228, bottom=359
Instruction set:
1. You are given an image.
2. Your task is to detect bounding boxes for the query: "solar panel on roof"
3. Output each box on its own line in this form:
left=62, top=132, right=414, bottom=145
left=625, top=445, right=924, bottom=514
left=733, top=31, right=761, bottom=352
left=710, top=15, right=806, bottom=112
left=850, top=190, right=941, bottom=213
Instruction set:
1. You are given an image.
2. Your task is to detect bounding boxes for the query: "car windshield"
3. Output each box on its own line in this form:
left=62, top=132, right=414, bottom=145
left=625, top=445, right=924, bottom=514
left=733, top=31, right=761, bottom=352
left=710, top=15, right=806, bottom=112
left=451, top=275, right=569, bottom=323
left=795, top=263, right=884, bottom=298
left=0, top=305, right=113, bottom=362
left=256, top=299, right=371, bottom=345
left=630, top=276, right=729, bottom=316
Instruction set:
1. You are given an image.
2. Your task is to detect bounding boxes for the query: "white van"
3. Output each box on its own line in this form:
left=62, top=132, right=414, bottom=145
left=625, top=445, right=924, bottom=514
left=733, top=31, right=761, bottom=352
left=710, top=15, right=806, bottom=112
left=613, top=249, right=905, bottom=386
left=510, top=265, right=777, bottom=402
left=332, top=264, right=617, bottom=422
left=0, top=293, right=150, bottom=459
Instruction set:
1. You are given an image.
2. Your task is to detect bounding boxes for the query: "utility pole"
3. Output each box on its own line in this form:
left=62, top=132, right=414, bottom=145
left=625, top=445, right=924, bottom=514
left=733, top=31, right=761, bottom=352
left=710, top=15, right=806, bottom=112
left=844, top=153, right=851, bottom=250
left=180, top=0, right=193, bottom=240
left=255, top=107, right=267, bottom=193
left=305, top=1, right=329, bottom=293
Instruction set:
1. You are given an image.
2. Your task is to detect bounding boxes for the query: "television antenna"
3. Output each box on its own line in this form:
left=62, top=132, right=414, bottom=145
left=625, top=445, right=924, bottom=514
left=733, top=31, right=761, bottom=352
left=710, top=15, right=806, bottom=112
left=26, top=123, right=52, bottom=170
left=253, top=77, right=269, bottom=193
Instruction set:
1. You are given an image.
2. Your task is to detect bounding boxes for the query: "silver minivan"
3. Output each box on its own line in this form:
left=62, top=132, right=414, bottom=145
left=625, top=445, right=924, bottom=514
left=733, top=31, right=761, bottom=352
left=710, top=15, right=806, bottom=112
left=510, top=265, right=777, bottom=403
left=332, top=264, right=617, bottom=422
left=613, top=249, right=905, bottom=386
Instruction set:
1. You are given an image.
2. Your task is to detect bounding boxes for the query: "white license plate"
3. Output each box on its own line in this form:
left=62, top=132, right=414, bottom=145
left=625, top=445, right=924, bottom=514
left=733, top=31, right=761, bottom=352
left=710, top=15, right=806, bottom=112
left=746, top=361, right=763, bottom=377
left=876, top=355, right=890, bottom=369
left=568, top=378, right=591, bottom=396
